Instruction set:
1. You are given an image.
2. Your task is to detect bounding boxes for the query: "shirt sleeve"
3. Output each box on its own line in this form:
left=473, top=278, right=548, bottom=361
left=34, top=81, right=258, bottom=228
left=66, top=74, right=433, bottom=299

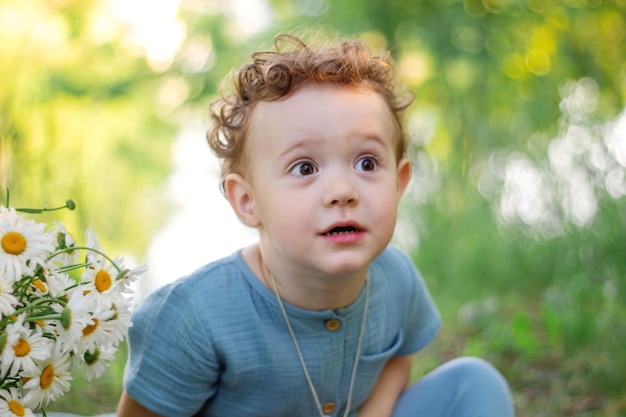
left=123, top=280, right=219, bottom=417
left=389, top=247, right=441, bottom=356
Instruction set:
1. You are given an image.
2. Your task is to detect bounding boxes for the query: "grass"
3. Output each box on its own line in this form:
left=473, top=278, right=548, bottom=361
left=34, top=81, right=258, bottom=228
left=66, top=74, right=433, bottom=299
left=414, top=331, right=625, bottom=417
left=412, top=295, right=626, bottom=417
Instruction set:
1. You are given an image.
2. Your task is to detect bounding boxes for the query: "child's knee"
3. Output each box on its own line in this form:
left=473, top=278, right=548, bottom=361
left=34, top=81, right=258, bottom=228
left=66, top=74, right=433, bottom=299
left=445, top=357, right=514, bottom=411
left=444, top=357, right=514, bottom=416
left=393, top=357, right=515, bottom=417
left=447, top=356, right=502, bottom=377
left=445, top=356, right=508, bottom=389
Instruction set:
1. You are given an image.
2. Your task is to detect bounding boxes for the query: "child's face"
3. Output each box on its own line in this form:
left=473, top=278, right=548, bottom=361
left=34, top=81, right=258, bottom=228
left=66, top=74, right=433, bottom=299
left=227, top=83, right=412, bottom=277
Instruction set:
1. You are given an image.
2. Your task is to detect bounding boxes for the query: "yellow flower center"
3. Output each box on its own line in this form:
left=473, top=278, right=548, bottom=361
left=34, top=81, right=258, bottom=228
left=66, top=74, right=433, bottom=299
left=82, top=319, right=99, bottom=336
left=8, top=400, right=25, bottom=417
left=40, top=364, right=55, bottom=388
left=32, top=279, right=47, bottom=292
left=13, top=338, right=31, bottom=357
left=1, top=231, right=26, bottom=255
left=95, top=270, right=112, bottom=292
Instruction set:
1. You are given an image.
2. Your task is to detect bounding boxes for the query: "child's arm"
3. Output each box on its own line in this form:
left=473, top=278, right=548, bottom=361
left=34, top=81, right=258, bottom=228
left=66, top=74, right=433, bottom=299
left=117, top=390, right=166, bottom=417
left=358, top=354, right=413, bottom=417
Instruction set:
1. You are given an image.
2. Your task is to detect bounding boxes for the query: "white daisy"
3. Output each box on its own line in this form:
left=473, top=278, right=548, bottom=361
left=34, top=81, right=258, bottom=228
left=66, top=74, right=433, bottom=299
left=0, top=317, right=51, bottom=376
left=77, top=307, right=116, bottom=352
left=0, top=273, right=19, bottom=316
left=74, top=344, right=117, bottom=381
left=44, top=269, right=75, bottom=299
left=0, top=316, right=22, bottom=378
left=84, top=227, right=101, bottom=252
left=48, top=221, right=79, bottom=267
left=117, top=262, right=147, bottom=295
left=106, top=298, right=133, bottom=346
left=0, top=207, right=55, bottom=280
left=21, top=343, right=72, bottom=411
left=80, top=256, right=125, bottom=311
left=50, top=292, right=93, bottom=353
left=0, top=388, right=35, bottom=417
left=31, top=319, right=57, bottom=346
left=28, top=278, right=48, bottom=296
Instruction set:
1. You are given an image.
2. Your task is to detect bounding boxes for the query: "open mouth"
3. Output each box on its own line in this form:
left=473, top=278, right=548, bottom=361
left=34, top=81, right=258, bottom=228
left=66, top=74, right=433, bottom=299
left=324, top=225, right=361, bottom=236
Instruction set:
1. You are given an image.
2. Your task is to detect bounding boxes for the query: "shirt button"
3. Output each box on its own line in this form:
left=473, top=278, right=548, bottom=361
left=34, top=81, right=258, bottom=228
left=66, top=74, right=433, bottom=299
left=325, top=319, right=340, bottom=331
left=322, top=401, right=336, bottom=414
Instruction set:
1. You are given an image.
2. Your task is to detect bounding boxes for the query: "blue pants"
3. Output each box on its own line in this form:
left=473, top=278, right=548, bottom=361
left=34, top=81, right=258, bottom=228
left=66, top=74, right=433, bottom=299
left=392, top=357, right=515, bottom=417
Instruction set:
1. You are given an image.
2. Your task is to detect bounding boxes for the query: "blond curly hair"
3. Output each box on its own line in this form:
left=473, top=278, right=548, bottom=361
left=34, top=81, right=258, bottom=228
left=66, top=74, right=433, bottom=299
left=207, top=33, right=414, bottom=180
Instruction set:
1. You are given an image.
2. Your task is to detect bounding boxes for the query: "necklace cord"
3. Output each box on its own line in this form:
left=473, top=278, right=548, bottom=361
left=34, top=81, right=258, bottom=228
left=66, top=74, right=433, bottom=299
left=269, top=272, right=369, bottom=417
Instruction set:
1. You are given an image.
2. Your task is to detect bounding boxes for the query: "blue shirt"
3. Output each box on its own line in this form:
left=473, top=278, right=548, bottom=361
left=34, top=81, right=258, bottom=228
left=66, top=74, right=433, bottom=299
left=124, top=246, right=441, bottom=417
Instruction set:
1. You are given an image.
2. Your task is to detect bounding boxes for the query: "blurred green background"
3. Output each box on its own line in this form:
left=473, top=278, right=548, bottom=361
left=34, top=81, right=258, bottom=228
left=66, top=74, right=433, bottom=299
left=1, top=0, right=625, bottom=416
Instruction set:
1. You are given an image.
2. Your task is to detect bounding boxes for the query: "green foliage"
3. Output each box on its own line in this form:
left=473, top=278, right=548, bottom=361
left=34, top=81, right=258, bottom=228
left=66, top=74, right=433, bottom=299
left=0, top=0, right=176, bottom=258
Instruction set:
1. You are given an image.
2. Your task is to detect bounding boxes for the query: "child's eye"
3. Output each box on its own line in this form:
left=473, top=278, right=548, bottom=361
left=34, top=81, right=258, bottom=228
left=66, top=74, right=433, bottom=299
left=355, top=156, right=378, bottom=172
left=290, top=161, right=318, bottom=176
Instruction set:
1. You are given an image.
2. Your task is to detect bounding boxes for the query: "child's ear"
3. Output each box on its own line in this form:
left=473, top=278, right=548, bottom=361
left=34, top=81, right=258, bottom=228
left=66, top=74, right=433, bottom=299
left=396, top=157, right=413, bottom=199
left=223, top=173, right=260, bottom=228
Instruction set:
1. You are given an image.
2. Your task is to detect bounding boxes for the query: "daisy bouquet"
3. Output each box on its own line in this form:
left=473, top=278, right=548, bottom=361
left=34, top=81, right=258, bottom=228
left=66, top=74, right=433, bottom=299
left=0, top=196, right=145, bottom=416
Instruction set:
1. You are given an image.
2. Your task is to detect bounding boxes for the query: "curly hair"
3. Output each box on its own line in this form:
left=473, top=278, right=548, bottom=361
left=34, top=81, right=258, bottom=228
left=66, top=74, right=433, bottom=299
left=207, top=33, right=415, bottom=180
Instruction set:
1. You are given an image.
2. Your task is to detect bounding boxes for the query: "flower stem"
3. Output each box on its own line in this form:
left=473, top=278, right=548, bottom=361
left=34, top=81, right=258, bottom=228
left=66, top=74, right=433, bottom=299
left=24, top=314, right=62, bottom=323
left=55, top=262, right=91, bottom=273
left=15, top=199, right=76, bottom=214
left=47, top=246, right=124, bottom=275
left=0, top=298, right=65, bottom=325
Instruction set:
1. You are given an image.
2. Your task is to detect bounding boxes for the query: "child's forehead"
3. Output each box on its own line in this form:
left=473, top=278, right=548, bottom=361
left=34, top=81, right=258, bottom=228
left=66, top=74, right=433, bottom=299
left=248, top=87, right=391, bottom=135
left=250, top=83, right=391, bottom=118
left=243, top=83, right=401, bottom=154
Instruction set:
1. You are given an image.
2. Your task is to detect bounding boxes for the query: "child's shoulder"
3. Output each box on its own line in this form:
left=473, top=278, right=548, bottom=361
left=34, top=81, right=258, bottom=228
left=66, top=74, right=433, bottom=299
left=138, top=250, right=251, bottom=310
left=177, top=250, right=246, bottom=285
left=370, top=246, right=426, bottom=292
left=373, top=245, right=416, bottom=272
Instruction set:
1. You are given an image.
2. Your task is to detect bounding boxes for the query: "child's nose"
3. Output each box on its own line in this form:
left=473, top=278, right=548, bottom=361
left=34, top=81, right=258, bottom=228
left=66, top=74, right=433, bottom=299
left=322, top=175, right=359, bottom=207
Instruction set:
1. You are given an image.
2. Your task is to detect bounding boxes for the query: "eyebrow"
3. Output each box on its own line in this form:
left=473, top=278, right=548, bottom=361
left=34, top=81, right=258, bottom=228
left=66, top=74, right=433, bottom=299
left=359, top=133, right=390, bottom=149
left=276, top=137, right=324, bottom=160
left=277, top=133, right=390, bottom=160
